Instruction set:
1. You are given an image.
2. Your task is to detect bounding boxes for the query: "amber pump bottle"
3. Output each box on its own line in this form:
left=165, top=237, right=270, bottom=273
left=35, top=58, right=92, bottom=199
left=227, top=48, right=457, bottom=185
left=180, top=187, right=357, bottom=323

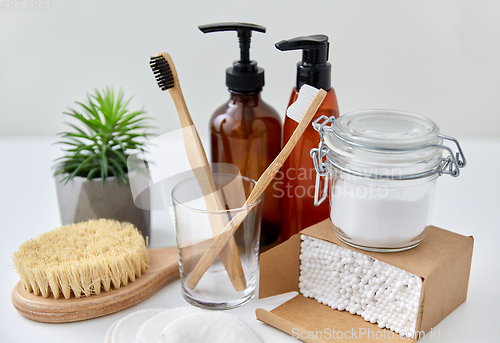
left=199, top=23, right=282, bottom=249
left=276, top=35, right=339, bottom=241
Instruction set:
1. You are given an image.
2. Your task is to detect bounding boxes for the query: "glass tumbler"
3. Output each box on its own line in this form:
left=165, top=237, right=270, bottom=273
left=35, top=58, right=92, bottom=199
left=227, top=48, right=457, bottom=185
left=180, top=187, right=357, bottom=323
left=171, top=173, right=263, bottom=310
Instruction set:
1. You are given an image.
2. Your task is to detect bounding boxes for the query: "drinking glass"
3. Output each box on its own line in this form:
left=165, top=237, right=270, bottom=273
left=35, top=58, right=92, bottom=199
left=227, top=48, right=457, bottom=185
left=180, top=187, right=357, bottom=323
left=171, top=173, right=262, bottom=309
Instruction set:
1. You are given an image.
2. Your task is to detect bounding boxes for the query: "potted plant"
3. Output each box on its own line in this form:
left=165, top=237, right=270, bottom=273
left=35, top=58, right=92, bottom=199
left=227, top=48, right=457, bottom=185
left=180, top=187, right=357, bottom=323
left=53, top=87, right=153, bottom=240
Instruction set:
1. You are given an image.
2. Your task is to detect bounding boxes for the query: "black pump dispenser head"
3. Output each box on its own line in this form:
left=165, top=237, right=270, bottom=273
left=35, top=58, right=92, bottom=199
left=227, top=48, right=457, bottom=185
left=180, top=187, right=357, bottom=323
left=275, top=34, right=331, bottom=90
left=199, top=22, right=266, bottom=93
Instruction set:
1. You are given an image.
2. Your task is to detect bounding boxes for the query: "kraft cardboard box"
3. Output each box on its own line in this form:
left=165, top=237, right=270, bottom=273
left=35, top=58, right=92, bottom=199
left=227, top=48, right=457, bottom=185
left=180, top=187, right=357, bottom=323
left=256, top=219, right=474, bottom=342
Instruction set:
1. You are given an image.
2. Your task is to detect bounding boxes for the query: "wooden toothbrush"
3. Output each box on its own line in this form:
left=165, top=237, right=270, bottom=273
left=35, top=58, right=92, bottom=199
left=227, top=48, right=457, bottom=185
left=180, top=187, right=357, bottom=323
left=150, top=52, right=246, bottom=291
left=187, top=85, right=328, bottom=290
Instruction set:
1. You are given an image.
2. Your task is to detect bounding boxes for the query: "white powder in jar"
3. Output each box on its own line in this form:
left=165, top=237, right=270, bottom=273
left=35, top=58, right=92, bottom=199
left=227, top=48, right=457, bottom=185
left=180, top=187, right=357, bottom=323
left=330, top=176, right=437, bottom=248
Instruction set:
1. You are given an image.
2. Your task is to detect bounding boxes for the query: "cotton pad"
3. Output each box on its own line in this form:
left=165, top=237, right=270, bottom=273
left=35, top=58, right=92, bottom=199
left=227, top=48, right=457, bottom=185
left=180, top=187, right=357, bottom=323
left=104, top=318, right=120, bottom=343
left=136, top=306, right=203, bottom=343
left=160, top=311, right=262, bottom=343
left=299, top=235, right=422, bottom=339
left=110, top=308, right=167, bottom=343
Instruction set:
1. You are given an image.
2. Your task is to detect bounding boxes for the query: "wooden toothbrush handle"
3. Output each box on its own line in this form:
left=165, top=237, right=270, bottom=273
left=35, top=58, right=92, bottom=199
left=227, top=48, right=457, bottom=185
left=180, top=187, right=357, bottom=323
left=245, top=88, right=328, bottom=205
left=160, top=53, right=247, bottom=291
left=168, top=87, right=194, bottom=128
left=186, top=89, right=328, bottom=290
left=183, top=130, right=247, bottom=291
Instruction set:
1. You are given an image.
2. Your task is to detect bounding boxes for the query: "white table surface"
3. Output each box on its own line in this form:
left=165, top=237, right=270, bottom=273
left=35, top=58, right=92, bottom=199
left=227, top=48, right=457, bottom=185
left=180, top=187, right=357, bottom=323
left=1, top=136, right=499, bottom=343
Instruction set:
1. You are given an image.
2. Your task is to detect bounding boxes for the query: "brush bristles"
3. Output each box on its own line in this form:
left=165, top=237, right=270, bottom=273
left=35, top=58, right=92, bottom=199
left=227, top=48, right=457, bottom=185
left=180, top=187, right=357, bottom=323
left=286, top=84, right=321, bottom=123
left=150, top=55, right=174, bottom=91
left=12, top=219, right=149, bottom=299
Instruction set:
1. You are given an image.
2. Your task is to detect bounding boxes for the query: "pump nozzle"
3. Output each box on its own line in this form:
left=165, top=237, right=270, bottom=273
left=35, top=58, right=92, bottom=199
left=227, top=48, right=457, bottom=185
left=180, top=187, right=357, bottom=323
left=275, top=34, right=331, bottom=90
left=199, top=22, right=266, bottom=92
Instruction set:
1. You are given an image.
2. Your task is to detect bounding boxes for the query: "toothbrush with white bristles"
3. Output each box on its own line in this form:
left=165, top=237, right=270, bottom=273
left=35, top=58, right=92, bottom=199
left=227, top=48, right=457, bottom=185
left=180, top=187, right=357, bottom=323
left=187, top=85, right=327, bottom=290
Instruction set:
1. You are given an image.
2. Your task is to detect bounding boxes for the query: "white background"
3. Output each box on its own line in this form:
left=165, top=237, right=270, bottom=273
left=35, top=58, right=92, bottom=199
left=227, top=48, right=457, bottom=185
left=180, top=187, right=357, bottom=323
left=1, top=1, right=499, bottom=342
left=0, top=0, right=499, bottom=139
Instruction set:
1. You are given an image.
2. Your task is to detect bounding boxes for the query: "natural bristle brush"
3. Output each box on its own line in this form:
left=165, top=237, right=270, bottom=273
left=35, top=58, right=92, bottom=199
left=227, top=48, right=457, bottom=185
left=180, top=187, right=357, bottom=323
left=12, top=219, right=149, bottom=300
left=149, top=53, right=247, bottom=291
left=11, top=218, right=183, bottom=323
left=187, top=85, right=328, bottom=290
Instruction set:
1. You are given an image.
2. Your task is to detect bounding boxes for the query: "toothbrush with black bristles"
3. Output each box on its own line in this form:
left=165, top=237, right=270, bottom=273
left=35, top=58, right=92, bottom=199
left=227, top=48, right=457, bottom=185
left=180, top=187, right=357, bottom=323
left=149, top=53, right=247, bottom=291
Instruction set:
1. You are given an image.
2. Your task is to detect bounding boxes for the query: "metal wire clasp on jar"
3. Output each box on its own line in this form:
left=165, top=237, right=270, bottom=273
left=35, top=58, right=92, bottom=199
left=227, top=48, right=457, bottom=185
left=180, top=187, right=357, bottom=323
left=310, top=110, right=466, bottom=252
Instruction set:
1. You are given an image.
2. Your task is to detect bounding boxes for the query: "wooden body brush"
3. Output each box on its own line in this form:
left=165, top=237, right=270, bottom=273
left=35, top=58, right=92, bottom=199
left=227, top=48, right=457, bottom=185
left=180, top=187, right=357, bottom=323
left=149, top=53, right=246, bottom=291
left=11, top=219, right=181, bottom=323
left=187, top=85, right=328, bottom=289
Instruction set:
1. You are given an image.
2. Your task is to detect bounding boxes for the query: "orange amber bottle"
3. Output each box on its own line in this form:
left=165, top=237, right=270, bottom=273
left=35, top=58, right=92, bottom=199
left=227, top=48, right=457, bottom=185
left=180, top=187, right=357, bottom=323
left=276, top=35, right=339, bottom=241
left=200, top=22, right=283, bottom=248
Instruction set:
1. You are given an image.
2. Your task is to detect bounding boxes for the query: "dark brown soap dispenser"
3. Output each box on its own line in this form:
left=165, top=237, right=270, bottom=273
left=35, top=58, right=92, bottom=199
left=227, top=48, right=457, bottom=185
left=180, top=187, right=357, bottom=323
left=199, top=22, right=282, bottom=249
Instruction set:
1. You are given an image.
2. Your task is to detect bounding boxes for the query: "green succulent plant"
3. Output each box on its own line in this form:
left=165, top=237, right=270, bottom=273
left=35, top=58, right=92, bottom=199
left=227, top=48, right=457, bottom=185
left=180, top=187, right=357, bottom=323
left=53, top=87, right=153, bottom=187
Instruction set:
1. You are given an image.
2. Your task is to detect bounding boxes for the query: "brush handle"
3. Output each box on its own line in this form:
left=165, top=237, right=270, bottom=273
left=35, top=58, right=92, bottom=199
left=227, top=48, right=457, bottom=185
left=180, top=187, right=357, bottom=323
left=244, top=90, right=328, bottom=205
left=158, top=53, right=193, bottom=129
left=12, top=248, right=180, bottom=323
left=158, top=53, right=246, bottom=291
left=186, top=89, right=328, bottom=290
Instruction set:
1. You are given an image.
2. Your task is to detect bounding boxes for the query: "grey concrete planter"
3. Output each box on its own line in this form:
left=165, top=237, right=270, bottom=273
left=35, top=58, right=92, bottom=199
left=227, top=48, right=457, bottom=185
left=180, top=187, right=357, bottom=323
left=55, top=174, right=150, bottom=241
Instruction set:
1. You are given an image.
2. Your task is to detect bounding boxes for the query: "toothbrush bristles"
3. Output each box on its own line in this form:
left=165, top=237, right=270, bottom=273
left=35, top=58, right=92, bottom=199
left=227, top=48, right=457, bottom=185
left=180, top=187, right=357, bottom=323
left=286, top=84, right=321, bottom=123
left=150, top=55, right=174, bottom=91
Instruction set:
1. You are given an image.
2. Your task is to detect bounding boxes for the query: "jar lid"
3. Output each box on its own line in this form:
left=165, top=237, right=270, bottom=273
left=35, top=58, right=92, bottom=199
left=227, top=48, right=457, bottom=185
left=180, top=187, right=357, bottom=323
left=312, top=110, right=466, bottom=181
left=332, top=110, right=440, bottom=149
left=324, top=110, right=443, bottom=166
